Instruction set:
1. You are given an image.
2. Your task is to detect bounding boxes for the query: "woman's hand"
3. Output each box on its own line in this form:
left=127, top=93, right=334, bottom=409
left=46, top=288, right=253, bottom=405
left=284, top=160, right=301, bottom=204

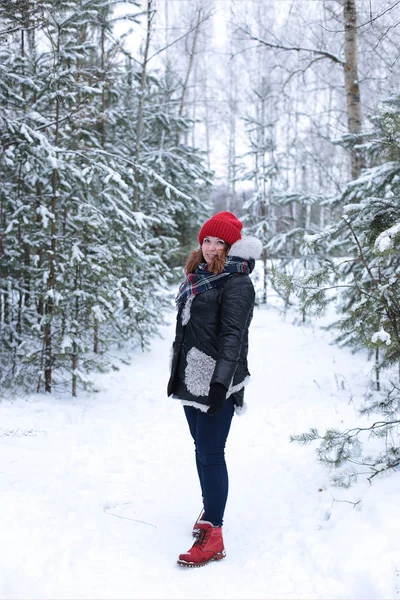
left=207, top=383, right=227, bottom=415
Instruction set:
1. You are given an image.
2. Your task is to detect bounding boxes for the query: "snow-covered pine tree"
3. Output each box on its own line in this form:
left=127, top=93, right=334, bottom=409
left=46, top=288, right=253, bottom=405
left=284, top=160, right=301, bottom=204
left=0, top=0, right=54, bottom=391
left=240, top=100, right=280, bottom=305
left=266, top=192, right=332, bottom=314
left=136, top=68, right=213, bottom=266
left=300, top=95, right=400, bottom=378
left=291, top=93, right=400, bottom=484
left=241, top=111, right=330, bottom=310
left=0, top=0, right=212, bottom=396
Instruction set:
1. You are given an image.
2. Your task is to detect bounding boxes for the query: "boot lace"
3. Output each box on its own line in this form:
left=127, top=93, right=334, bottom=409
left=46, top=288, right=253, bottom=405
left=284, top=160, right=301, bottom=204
left=193, top=527, right=210, bottom=549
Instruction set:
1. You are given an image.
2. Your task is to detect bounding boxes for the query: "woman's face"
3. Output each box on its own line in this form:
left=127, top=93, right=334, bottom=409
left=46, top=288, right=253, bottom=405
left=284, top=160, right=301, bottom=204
left=202, top=236, right=226, bottom=265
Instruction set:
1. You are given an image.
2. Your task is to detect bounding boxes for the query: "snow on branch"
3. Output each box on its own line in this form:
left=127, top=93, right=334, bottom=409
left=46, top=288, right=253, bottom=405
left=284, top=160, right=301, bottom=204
left=374, top=221, right=400, bottom=253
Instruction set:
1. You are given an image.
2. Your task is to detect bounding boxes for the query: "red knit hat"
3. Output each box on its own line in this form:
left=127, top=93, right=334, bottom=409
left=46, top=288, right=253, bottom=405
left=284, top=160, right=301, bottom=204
left=198, top=211, right=243, bottom=246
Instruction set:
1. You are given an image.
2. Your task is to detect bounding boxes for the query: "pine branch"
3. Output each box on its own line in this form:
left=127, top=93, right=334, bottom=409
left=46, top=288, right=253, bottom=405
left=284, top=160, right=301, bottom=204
left=341, top=216, right=378, bottom=284
left=62, top=148, right=193, bottom=201
left=290, top=427, right=320, bottom=445
left=331, top=420, right=400, bottom=440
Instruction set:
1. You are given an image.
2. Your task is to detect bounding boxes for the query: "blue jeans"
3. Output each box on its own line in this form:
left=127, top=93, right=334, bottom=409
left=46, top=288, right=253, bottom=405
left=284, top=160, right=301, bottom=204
left=184, top=398, right=235, bottom=527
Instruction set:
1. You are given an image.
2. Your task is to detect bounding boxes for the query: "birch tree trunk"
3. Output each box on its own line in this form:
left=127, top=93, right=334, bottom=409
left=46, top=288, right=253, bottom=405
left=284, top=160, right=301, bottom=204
left=179, top=8, right=201, bottom=116
left=343, top=0, right=363, bottom=179
left=204, top=70, right=211, bottom=172
left=243, top=0, right=364, bottom=181
left=227, top=69, right=237, bottom=202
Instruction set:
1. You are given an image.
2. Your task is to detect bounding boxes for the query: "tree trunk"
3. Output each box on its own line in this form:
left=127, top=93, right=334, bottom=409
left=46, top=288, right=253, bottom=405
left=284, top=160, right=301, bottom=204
left=179, top=9, right=201, bottom=117
left=343, top=0, right=363, bottom=180
left=94, top=15, right=107, bottom=353
left=36, top=180, right=44, bottom=318
left=72, top=265, right=79, bottom=397
left=43, top=26, right=61, bottom=393
left=246, top=0, right=364, bottom=181
left=100, top=19, right=106, bottom=150
left=375, top=346, right=380, bottom=392
left=204, top=75, right=211, bottom=172
left=133, top=0, right=154, bottom=210
left=21, top=28, right=26, bottom=100
left=16, top=164, right=23, bottom=337
left=191, top=57, right=197, bottom=147
left=227, top=66, right=237, bottom=201
left=262, top=248, right=268, bottom=305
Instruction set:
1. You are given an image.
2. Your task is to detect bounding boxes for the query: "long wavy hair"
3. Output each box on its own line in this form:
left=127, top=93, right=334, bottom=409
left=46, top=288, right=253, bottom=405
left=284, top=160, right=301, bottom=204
left=185, top=245, right=230, bottom=275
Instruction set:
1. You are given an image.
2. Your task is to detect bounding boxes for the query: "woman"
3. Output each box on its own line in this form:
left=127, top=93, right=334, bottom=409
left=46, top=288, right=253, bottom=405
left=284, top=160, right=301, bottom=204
left=168, top=211, right=262, bottom=568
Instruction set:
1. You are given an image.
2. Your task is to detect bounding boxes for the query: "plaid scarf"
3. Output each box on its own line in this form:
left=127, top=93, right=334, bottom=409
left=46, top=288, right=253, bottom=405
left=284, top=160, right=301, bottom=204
left=176, top=257, right=254, bottom=306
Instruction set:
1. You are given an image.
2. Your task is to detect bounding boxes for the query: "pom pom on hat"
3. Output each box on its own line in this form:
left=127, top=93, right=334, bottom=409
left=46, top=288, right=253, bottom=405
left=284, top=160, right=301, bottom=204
left=198, top=211, right=243, bottom=246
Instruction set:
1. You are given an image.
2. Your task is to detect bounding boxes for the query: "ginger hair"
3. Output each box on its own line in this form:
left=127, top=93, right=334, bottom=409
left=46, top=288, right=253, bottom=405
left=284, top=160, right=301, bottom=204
left=185, top=245, right=230, bottom=275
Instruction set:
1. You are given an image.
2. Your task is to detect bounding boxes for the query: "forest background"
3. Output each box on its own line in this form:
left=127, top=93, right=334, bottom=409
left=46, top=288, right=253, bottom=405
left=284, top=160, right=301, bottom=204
left=1, top=0, right=400, bottom=484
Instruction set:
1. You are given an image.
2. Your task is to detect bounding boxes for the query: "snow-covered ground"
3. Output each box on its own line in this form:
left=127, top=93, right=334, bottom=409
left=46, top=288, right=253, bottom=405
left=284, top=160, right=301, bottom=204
left=1, top=303, right=400, bottom=600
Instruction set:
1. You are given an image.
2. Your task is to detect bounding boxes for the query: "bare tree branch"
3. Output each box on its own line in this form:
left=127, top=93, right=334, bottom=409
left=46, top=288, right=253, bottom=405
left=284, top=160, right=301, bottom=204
left=237, top=26, right=345, bottom=66
left=322, top=0, right=400, bottom=33
left=148, top=8, right=215, bottom=63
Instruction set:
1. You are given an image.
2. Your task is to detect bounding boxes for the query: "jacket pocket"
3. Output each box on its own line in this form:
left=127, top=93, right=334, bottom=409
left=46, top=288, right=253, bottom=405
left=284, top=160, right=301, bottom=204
left=184, top=347, right=216, bottom=397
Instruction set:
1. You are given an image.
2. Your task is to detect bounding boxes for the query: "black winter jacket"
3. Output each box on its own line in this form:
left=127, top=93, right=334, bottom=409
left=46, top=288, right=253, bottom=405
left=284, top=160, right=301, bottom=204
left=167, top=236, right=262, bottom=412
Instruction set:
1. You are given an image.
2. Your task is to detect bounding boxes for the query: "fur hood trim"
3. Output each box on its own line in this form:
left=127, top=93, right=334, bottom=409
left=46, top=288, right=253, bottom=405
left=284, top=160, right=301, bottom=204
left=228, top=236, right=262, bottom=260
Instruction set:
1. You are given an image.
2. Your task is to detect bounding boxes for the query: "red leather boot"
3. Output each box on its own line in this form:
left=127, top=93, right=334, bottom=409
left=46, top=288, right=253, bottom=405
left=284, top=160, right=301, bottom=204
left=178, top=521, right=226, bottom=568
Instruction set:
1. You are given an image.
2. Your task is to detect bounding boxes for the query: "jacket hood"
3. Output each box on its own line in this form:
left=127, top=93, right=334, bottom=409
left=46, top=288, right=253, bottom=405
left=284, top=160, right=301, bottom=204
left=228, top=236, right=263, bottom=261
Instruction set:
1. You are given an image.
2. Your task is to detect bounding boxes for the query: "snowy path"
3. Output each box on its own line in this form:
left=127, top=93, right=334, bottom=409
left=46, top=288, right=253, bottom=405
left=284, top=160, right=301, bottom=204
left=1, top=306, right=400, bottom=599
